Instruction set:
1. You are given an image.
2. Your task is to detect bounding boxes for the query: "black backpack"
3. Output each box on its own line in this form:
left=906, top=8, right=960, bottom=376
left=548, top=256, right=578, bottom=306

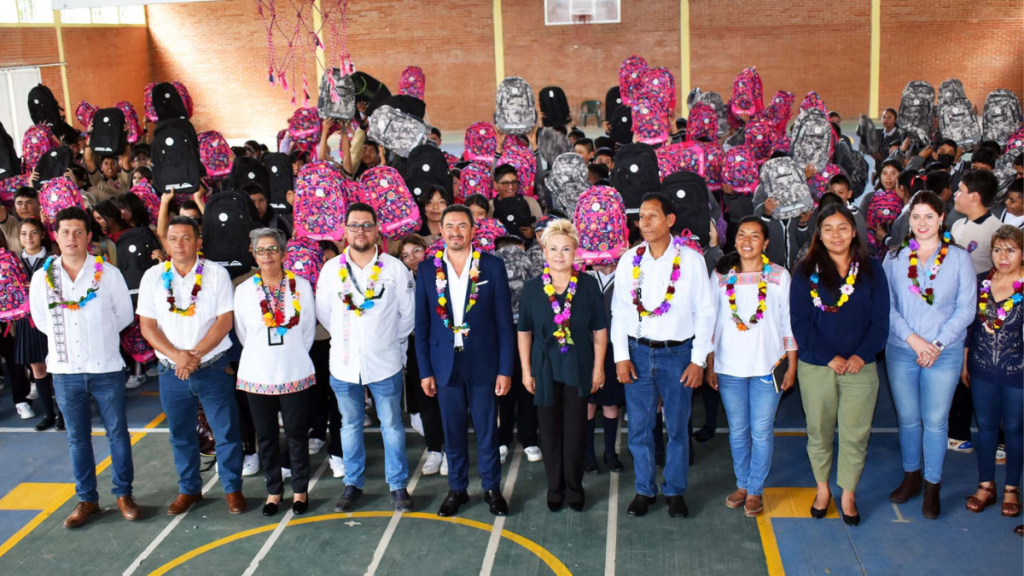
left=353, top=71, right=391, bottom=117
left=385, top=94, right=427, bottom=121
left=609, top=105, right=633, bottom=146
left=152, top=118, right=203, bottom=195
left=202, top=190, right=259, bottom=278
left=605, top=86, right=623, bottom=125
left=405, top=144, right=452, bottom=201
left=539, top=86, right=571, bottom=128
left=152, top=82, right=190, bottom=122
left=611, top=143, right=660, bottom=216
left=115, top=227, right=161, bottom=305
left=833, top=139, right=869, bottom=196
left=27, top=84, right=63, bottom=126
left=89, top=108, right=127, bottom=155
left=0, top=121, right=20, bottom=180
left=227, top=156, right=270, bottom=193
left=661, top=171, right=710, bottom=245
left=262, top=152, right=294, bottom=213
left=35, top=146, right=74, bottom=188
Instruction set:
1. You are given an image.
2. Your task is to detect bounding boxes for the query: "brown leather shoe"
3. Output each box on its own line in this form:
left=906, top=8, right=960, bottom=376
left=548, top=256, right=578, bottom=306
left=922, top=481, right=941, bottom=519
left=167, top=493, right=202, bottom=515
left=226, top=491, right=247, bottom=514
left=725, top=489, right=747, bottom=509
left=64, top=501, right=100, bottom=529
left=117, top=495, right=141, bottom=521
left=889, top=470, right=923, bottom=504
left=744, top=495, right=764, bottom=517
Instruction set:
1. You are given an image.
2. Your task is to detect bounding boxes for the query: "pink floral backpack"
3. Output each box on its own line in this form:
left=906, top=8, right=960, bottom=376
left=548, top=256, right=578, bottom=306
left=459, top=161, right=495, bottom=201
left=75, top=100, right=98, bottom=131
left=129, top=179, right=161, bottom=225
left=359, top=166, right=422, bottom=241
left=289, top=107, right=322, bottom=158
left=0, top=247, right=30, bottom=322
left=116, top=101, right=142, bottom=144
left=775, top=134, right=792, bottom=154
left=686, top=102, right=718, bottom=142
left=730, top=67, right=764, bottom=119
left=399, top=66, right=426, bottom=100
left=293, top=161, right=347, bottom=241
left=341, top=178, right=368, bottom=207
left=22, top=125, right=57, bottom=174
left=120, top=319, right=155, bottom=364
left=698, top=141, right=725, bottom=192
left=656, top=142, right=688, bottom=181
left=143, top=82, right=193, bottom=122
left=723, top=144, right=760, bottom=195
left=284, top=236, right=325, bottom=291
left=808, top=163, right=844, bottom=200
left=0, top=175, right=29, bottom=210
left=471, top=217, right=507, bottom=252
left=631, top=95, right=669, bottom=145
left=497, top=143, right=537, bottom=198
left=463, top=122, right=497, bottom=163
left=198, top=131, right=233, bottom=181
left=800, top=91, right=829, bottom=115
left=40, top=176, right=84, bottom=240
left=745, top=118, right=776, bottom=164
left=677, top=141, right=708, bottom=178
left=866, top=189, right=903, bottom=253
left=573, top=185, right=629, bottom=264
left=760, top=90, right=796, bottom=137
left=1004, top=127, right=1024, bottom=154
left=644, top=67, right=676, bottom=115
left=618, top=55, right=649, bottom=107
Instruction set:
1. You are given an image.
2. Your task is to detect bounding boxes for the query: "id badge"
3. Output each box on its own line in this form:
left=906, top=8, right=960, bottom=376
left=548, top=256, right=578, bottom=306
left=268, top=328, right=285, bottom=347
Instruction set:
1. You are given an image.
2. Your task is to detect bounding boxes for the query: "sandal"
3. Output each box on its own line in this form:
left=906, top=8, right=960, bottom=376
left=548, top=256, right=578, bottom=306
left=1003, top=487, right=1021, bottom=518
left=965, top=483, right=996, bottom=513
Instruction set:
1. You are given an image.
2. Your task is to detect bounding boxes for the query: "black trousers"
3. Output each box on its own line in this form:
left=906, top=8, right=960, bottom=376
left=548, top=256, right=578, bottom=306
left=406, top=337, right=444, bottom=452
left=537, top=381, right=589, bottom=505
left=248, top=387, right=312, bottom=496
left=1, top=334, right=30, bottom=405
left=308, top=339, right=343, bottom=457
left=948, top=380, right=974, bottom=442
left=499, top=353, right=539, bottom=448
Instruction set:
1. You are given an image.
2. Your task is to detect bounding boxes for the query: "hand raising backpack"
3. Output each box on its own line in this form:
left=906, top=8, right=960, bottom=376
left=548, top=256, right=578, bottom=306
left=759, top=90, right=796, bottom=138
left=539, top=86, right=571, bottom=128
left=145, top=82, right=193, bottom=122
left=198, top=131, right=233, bottom=181
left=284, top=236, right=325, bottom=291
left=293, top=161, right=347, bottom=241
left=22, top=125, right=58, bottom=174
left=631, top=95, right=669, bottom=145
left=129, top=179, right=161, bottom=226
left=791, top=108, right=834, bottom=172
left=35, top=146, right=74, bottom=188
left=759, top=157, right=814, bottom=220
left=399, top=66, right=426, bottom=100
left=39, top=177, right=85, bottom=240
left=367, top=105, right=430, bottom=158
left=730, top=67, right=764, bottom=119
left=152, top=118, right=203, bottom=195
left=644, top=67, right=676, bottom=116
left=618, top=55, right=649, bottom=107
left=463, top=122, right=497, bottom=163
left=318, top=67, right=357, bottom=121
left=116, top=101, right=142, bottom=144
left=982, top=89, right=1023, bottom=146
left=497, top=142, right=537, bottom=198
left=686, top=102, right=718, bottom=143
left=898, top=80, right=936, bottom=144
left=494, top=77, right=537, bottom=135
left=89, top=108, right=128, bottom=155
left=612, top=143, right=660, bottom=216
left=723, top=145, right=760, bottom=195
left=201, top=190, right=259, bottom=277
left=573, top=185, right=628, bottom=265
left=75, top=100, right=99, bottom=132
left=360, top=166, right=421, bottom=240
left=0, top=248, right=30, bottom=322
left=546, top=152, right=589, bottom=216
left=28, top=85, right=64, bottom=127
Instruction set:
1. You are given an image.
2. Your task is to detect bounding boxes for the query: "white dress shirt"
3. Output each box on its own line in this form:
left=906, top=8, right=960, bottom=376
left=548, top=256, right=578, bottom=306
left=709, top=264, right=798, bottom=377
left=235, top=274, right=317, bottom=394
left=316, top=247, right=415, bottom=384
left=136, top=257, right=234, bottom=363
left=443, top=249, right=472, bottom=347
left=610, top=238, right=715, bottom=365
left=30, top=258, right=134, bottom=374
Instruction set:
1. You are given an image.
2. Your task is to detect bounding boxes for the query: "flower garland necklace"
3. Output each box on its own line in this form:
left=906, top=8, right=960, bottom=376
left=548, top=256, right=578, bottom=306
left=338, top=250, right=383, bottom=317
left=434, top=246, right=481, bottom=336
left=43, top=255, right=104, bottom=310
left=254, top=270, right=301, bottom=335
left=163, top=254, right=204, bottom=317
left=977, top=268, right=1024, bottom=332
left=632, top=237, right=683, bottom=318
left=906, top=231, right=951, bottom=305
left=725, top=254, right=771, bottom=331
left=543, top=264, right=580, bottom=353
left=809, top=260, right=860, bottom=313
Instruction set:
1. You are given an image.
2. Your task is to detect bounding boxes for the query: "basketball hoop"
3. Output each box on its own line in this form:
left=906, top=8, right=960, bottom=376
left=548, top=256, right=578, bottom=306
left=571, top=13, right=592, bottom=49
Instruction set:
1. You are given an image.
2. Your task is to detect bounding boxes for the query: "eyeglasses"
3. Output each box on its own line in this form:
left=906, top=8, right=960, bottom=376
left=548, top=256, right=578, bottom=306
left=401, top=247, right=425, bottom=261
left=346, top=223, right=377, bottom=231
left=498, top=180, right=520, bottom=187
left=254, top=246, right=281, bottom=255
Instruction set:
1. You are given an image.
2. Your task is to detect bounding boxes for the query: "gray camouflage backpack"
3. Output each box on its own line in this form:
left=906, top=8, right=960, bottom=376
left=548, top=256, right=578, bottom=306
left=834, top=138, right=869, bottom=196
left=494, top=244, right=541, bottom=319
left=857, top=114, right=880, bottom=153
left=367, top=104, right=430, bottom=158
left=938, top=97, right=981, bottom=148
left=545, top=152, right=589, bottom=216
left=937, top=79, right=967, bottom=108
left=494, top=77, right=537, bottom=135
left=898, top=80, right=935, bottom=144
left=317, top=68, right=356, bottom=121
left=687, top=88, right=729, bottom=137
left=760, top=157, right=814, bottom=220
left=982, top=89, right=1023, bottom=146
left=790, top=108, right=833, bottom=172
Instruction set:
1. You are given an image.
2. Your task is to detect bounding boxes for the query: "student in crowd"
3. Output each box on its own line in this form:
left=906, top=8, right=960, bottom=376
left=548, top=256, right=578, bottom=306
left=752, top=192, right=814, bottom=269
left=611, top=193, right=714, bottom=519
left=706, top=216, right=797, bottom=517
left=464, top=194, right=490, bottom=224
left=790, top=204, right=889, bottom=526
left=865, top=160, right=906, bottom=257
left=489, top=163, right=544, bottom=225
left=585, top=258, right=625, bottom=475
left=994, top=179, right=1024, bottom=228
left=318, top=204, right=416, bottom=513
left=235, top=228, right=316, bottom=516
left=877, top=170, right=928, bottom=252
left=574, top=138, right=595, bottom=163
left=29, top=207, right=138, bottom=528
left=876, top=108, right=904, bottom=160
left=0, top=186, right=41, bottom=253
left=922, top=170, right=955, bottom=217
left=594, top=147, right=615, bottom=171
left=883, top=192, right=977, bottom=519
left=15, top=219, right=58, bottom=430
left=245, top=184, right=292, bottom=238
left=518, top=220, right=608, bottom=512
left=138, top=215, right=246, bottom=517
left=417, top=186, right=453, bottom=245
left=819, top=189, right=868, bottom=248
left=588, top=163, right=611, bottom=186
left=962, top=226, right=1023, bottom=537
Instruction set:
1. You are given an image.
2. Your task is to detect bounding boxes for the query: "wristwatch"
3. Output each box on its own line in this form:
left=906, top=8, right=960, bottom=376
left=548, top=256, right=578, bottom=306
left=695, top=359, right=707, bottom=369
left=931, top=340, right=945, bottom=352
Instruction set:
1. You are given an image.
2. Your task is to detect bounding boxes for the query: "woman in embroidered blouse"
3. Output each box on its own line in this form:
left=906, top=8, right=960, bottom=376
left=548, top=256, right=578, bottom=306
left=962, top=225, right=1023, bottom=536
left=234, top=228, right=317, bottom=517
left=706, top=217, right=797, bottom=518
left=882, top=192, right=976, bottom=520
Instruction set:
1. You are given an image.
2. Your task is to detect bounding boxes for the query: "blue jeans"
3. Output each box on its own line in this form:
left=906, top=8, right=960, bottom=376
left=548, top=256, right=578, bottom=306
left=717, top=373, right=782, bottom=496
left=624, top=340, right=693, bottom=497
left=158, top=357, right=243, bottom=495
left=971, top=376, right=1023, bottom=487
left=53, top=371, right=134, bottom=502
left=886, top=342, right=965, bottom=483
left=331, top=370, right=408, bottom=491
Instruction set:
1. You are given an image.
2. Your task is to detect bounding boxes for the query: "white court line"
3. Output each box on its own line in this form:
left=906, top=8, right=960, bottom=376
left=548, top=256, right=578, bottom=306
left=363, top=448, right=429, bottom=576
left=241, top=457, right=331, bottom=576
left=890, top=503, right=911, bottom=523
left=479, top=447, right=523, bottom=576
left=604, top=420, right=623, bottom=576
left=122, top=473, right=221, bottom=576
left=0, top=426, right=916, bottom=435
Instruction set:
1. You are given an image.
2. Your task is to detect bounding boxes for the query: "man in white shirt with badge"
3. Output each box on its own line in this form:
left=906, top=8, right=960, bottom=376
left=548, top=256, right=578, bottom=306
left=611, top=193, right=714, bottom=519
left=30, top=207, right=138, bottom=529
left=317, top=203, right=416, bottom=513
left=138, top=215, right=247, bottom=516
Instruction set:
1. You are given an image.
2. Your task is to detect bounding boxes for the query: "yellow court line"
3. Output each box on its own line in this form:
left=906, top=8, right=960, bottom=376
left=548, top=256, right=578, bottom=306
left=679, top=0, right=691, bottom=115
left=868, top=0, right=881, bottom=119
left=145, top=511, right=573, bottom=576
left=96, top=412, right=167, bottom=475
left=492, top=0, right=505, bottom=85
left=755, top=487, right=841, bottom=576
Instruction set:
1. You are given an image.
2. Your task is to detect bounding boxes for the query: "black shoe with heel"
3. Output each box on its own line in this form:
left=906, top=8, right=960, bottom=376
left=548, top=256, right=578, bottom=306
left=810, top=492, right=832, bottom=519
left=262, top=501, right=279, bottom=516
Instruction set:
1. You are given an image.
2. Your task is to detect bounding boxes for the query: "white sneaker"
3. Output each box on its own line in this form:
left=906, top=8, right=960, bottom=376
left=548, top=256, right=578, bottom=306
left=278, top=413, right=284, bottom=428
left=364, top=413, right=373, bottom=427
left=146, top=365, right=158, bottom=378
left=16, top=402, right=35, bottom=419
left=329, top=455, right=346, bottom=478
left=410, top=413, right=424, bottom=436
left=242, top=453, right=260, bottom=476
left=499, top=445, right=509, bottom=464
left=126, top=375, right=146, bottom=389
left=997, top=445, right=1007, bottom=464
left=282, top=467, right=292, bottom=480
left=440, top=453, right=448, bottom=476
left=525, top=446, right=543, bottom=462
left=309, top=438, right=325, bottom=455
left=422, top=451, right=443, bottom=475
left=947, top=438, right=974, bottom=453
left=26, top=383, right=39, bottom=400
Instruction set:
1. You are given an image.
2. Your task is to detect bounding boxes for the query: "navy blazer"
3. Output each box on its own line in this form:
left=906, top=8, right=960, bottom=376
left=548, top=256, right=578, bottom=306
left=414, top=251, right=515, bottom=387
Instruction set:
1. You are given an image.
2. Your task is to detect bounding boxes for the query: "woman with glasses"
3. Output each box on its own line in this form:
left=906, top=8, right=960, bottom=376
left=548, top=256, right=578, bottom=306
left=489, top=164, right=544, bottom=235
left=234, top=228, right=317, bottom=516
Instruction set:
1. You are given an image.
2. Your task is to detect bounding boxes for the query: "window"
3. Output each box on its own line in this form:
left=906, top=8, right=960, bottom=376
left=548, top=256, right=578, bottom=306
left=0, top=0, right=145, bottom=25
left=545, top=0, right=620, bottom=26
left=0, top=68, right=44, bottom=156
left=14, top=0, right=53, bottom=23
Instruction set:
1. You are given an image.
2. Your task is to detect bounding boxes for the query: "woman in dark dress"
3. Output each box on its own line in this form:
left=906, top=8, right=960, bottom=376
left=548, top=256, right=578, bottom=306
left=15, top=218, right=58, bottom=430
left=517, top=219, right=608, bottom=512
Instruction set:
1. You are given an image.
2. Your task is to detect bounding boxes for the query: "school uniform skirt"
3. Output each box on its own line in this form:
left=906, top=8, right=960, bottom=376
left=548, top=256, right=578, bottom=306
left=589, top=353, right=625, bottom=407
left=14, top=317, right=48, bottom=365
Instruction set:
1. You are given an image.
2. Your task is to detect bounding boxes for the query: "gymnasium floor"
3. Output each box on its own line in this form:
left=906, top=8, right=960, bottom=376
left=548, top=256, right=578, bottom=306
left=0, top=364, right=1020, bottom=576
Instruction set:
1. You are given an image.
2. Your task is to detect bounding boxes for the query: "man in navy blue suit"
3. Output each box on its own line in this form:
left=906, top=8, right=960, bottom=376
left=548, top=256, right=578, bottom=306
left=415, top=205, right=515, bottom=517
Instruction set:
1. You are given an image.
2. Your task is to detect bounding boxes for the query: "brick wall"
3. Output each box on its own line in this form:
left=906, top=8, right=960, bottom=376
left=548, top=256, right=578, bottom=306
left=0, top=28, right=65, bottom=119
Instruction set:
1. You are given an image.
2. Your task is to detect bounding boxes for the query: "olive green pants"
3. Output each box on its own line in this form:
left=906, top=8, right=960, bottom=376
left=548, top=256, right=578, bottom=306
left=798, top=360, right=880, bottom=492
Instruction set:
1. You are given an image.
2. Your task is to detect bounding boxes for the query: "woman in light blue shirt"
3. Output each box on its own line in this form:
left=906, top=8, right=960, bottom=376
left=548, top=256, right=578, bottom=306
left=882, top=191, right=977, bottom=520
